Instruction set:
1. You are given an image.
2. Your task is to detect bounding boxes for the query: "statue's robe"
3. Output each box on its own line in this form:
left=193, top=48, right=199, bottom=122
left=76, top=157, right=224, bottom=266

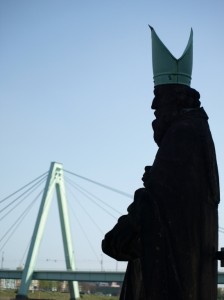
left=102, top=108, right=220, bottom=300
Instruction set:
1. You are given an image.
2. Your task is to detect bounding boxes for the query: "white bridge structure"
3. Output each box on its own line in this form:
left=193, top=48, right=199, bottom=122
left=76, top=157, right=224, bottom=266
left=14, top=162, right=80, bottom=299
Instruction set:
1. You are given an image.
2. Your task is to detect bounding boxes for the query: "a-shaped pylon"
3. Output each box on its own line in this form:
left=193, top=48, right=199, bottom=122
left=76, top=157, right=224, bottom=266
left=16, top=162, right=80, bottom=300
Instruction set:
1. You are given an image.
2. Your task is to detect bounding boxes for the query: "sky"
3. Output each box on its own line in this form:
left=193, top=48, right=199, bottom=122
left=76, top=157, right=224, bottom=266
left=0, top=0, right=224, bottom=273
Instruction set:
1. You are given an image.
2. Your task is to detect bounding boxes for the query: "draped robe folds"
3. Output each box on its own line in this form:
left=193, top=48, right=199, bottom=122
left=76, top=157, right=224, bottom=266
left=102, top=108, right=220, bottom=300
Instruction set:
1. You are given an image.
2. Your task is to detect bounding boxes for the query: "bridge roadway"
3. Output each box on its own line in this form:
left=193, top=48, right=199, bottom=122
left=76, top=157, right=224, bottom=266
left=1, top=270, right=224, bottom=284
left=0, top=270, right=125, bottom=282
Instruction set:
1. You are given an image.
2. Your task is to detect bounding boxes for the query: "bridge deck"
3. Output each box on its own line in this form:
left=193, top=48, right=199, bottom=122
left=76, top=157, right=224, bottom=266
left=0, top=270, right=125, bottom=282
left=1, top=270, right=224, bottom=284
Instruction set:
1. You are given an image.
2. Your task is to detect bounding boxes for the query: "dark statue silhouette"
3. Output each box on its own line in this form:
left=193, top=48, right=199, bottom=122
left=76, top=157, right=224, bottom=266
left=102, top=84, right=220, bottom=300
left=102, top=26, right=220, bottom=300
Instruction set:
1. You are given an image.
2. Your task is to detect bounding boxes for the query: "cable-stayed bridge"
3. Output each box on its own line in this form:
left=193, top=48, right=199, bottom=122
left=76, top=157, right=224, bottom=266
left=0, top=162, right=131, bottom=270
left=1, top=162, right=224, bottom=299
left=0, top=161, right=131, bottom=299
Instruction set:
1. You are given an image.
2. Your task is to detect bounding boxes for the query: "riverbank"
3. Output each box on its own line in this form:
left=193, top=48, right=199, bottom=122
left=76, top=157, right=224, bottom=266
left=0, top=290, right=119, bottom=300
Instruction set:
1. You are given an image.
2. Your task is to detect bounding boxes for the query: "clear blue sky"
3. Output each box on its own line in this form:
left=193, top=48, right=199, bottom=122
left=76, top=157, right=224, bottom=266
left=1, top=0, right=224, bottom=271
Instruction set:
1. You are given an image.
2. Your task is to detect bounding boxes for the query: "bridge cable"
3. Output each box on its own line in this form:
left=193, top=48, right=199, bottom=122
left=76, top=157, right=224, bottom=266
left=65, top=176, right=123, bottom=217
left=66, top=184, right=104, bottom=235
left=19, top=238, right=32, bottom=268
left=0, top=175, right=47, bottom=221
left=67, top=197, right=101, bottom=264
left=65, top=178, right=118, bottom=220
left=63, top=169, right=132, bottom=199
left=63, top=183, right=110, bottom=267
left=219, top=226, right=224, bottom=234
left=0, top=189, right=43, bottom=251
left=0, top=171, right=48, bottom=204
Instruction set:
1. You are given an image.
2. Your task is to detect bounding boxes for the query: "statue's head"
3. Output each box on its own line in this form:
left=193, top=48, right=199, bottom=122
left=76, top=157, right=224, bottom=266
left=149, top=27, right=200, bottom=146
left=151, top=84, right=201, bottom=145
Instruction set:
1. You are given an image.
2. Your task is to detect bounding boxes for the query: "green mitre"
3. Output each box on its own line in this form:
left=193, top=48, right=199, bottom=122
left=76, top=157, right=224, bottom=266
left=149, top=26, right=193, bottom=86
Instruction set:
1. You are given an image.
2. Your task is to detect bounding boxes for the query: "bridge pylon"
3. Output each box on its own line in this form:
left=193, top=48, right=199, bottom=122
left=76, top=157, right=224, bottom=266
left=16, top=162, right=80, bottom=300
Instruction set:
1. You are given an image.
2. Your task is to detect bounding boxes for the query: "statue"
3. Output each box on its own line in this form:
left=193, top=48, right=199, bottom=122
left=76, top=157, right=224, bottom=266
left=102, top=26, right=220, bottom=300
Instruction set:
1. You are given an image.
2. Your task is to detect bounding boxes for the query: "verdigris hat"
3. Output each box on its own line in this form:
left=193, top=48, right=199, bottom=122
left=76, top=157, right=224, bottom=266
left=149, top=26, right=193, bottom=86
